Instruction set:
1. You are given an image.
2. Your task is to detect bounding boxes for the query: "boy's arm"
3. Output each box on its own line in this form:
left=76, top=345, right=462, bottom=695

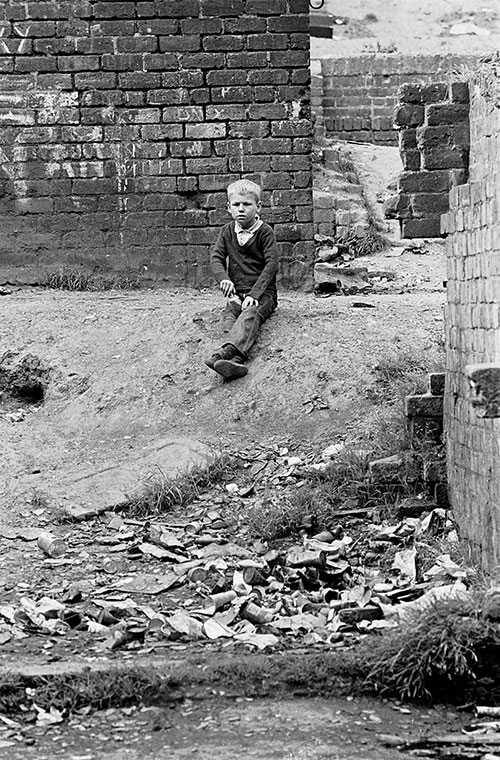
left=248, top=225, right=279, bottom=301
left=210, top=227, right=230, bottom=284
left=210, top=226, right=235, bottom=296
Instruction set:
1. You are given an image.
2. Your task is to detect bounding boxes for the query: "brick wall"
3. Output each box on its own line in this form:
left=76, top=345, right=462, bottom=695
left=394, top=81, right=470, bottom=238
left=316, top=54, right=478, bottom=145
left=442, top=61, right=500, bottom=572
left=0, top=0, right=314, bottom=289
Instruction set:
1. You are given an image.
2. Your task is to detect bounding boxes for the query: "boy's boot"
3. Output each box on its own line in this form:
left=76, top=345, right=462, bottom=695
left=205, top=344, right=236, bottom=371
left=213, top=355, right=248, bottom=379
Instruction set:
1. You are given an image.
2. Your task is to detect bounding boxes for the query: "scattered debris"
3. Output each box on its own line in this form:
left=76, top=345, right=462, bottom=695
left=0, top=441, right=472, bottom=661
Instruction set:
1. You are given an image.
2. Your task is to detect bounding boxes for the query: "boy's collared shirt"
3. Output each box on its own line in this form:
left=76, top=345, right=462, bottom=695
left=234, top=216, right=263, bottom=247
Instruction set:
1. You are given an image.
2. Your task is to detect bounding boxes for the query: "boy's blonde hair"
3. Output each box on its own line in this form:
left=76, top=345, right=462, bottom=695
left=227, top=179, right=261, bottom=203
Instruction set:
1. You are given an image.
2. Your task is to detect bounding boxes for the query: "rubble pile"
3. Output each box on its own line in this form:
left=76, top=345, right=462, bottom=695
left=0, top=443, right=470, bottom=659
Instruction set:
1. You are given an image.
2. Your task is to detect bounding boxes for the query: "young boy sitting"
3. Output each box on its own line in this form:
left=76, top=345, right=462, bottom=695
left=205, top=179, right=279, bottom=379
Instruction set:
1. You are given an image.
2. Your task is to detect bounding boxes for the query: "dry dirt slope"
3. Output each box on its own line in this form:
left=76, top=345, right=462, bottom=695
left=0, top=264, right=445, bottom=525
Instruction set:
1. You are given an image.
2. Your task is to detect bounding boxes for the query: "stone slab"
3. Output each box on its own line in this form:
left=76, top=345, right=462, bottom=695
left=49, top=436, right=211, bottom=520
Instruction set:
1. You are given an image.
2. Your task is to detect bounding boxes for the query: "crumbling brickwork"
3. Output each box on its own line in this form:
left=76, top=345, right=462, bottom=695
left=442, top=61, right=500, bottom=572
left=0, top=0, right=314, bottom=288
left=394, top=81, right=470, bottom=238
left=316, top=54, right=478, bottom=145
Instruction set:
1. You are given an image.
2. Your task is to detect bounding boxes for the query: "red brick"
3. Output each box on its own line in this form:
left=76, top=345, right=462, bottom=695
left=261, top=172, right=291, bottom=189
left=211, top=86, right=251, bottom=103
left=250, top=137, right=291, bottom=154
left=93, top=2, right=135, bottom=17
left=268, top=15, right=308, bottom=32
left=1, top=38, right=33, bottom=55
left=205, top=104, right=247, bottom=121
left=58, top=55, right=100, bottom=72
left=199, top=174, right=239, bottom=191
left=248, top=69, right=288, bottom=85
left=181, top=18, right=222, bottom=34
left=229, top=121, right=269, bottom=138
left=171, top=141, right=211, bottom=157
left=75, top=72, right=117, bottom=89
left=246, top=0, right=287, bottom=13
left=229, top=155, right=271, bottom=172
left=207, top=70, right=247, bottom=86
left=116, top=36, right=157, bottom=53
left=271, top=119, right=312, bottom=137
left=166, top=209, right=208, bottom=226
left=119, top=72, right=161, bottom=89
left=102, top=54, right=143, bottom=70
left=200, top=0, right=244, bottom=14
left=91, top=21, right=135, bottom=35
left=26, top=2, right=69, bottom=19
left=155, top=0, right=200, bottom=16
left=144, top=54, right=178, bottom=70
left=142, top=124, right=183, bottom=140
left=204, top=35, right=247, bottom=54
left=162, top=105, right=203, bottom=122
left=160, top=35, right=201, bottom=52
left=163, top=71, right=203, bottom=87
left=269, top=50, right=308, bottom=67
left=227, top=52, right=267, bottom=69
left=272, top=154, right=310, bottom=171
left=81, top=107, right=115, bottom=125
left=137, top=19, right=178, bottom=34
left=124, top=91, right=146, bottom=107
left=290, top=33, right=309, bottom=49
left=147, top=89, right=189, bottom=105
left=14, top=20, right=55, bottom=35
left=15, top=57, right=57, bottom=72
left=223, top=17, right=267, bottom=33
left=248, top=34, right=287, bottom=50
left=182, top=53, right=225, bottom=69
left=185, top=157, right=228, bottom=174
left=76, top=37, right=114, bottom=54
left=253, top=86, right=276, bottom=102
left=248, top=104, right=287, bottom=119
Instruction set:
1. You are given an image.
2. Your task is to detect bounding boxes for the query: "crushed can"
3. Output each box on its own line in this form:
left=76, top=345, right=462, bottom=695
left=37, top=532, right=66, bottom=558
left=286, top=549, right=326, bottom=569
left=241, top=601, right=274, bottom=625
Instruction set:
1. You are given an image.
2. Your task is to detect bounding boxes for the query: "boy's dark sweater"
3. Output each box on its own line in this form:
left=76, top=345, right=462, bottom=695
left=210, top=221, right=279, bottom=302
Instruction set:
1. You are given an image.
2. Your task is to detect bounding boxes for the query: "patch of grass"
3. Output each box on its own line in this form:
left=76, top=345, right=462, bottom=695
left=336, top=220, right=389, bottom=258
left=0, top=668, right=169, bottom=715
left=46, top=268, right=144, bottom=291
left=362, top=592, right=500, bottom=703
left=247, top=488, right=325, bottom=540
left=124, top=453, right=237, bottom=517
left=248, top=448, right=422, bottom=540
left=366, top=346, right=444, bottom=407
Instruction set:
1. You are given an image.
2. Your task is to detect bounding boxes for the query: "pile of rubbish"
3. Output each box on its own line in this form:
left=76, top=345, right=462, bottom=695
left=0, top=443, right=471, bottom=656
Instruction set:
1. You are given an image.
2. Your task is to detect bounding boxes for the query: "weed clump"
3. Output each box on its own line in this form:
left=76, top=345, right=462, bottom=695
left=124, top=453, right=237, bottom=517
left=248, top=449, right=421, bottom=541
left=46, top=268, right=143, bottom=291
left=363, top=593, right=500, bottom=703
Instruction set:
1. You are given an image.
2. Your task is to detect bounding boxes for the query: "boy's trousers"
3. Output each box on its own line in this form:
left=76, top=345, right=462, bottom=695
left=222, top=291, right=277, bottom=360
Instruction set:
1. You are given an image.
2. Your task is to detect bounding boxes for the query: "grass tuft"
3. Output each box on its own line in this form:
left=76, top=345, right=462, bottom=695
left=124, top=453, right=237, bottom=517
left=46, top=268, right=144, bottom=292
left=362, top=592, right=500, bottom=703
left=336, top=220, right=389, bottom=258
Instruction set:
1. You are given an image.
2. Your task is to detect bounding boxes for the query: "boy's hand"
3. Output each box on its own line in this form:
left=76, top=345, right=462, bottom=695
left=241, top=296, right=259, bottom=310
left=220, top=279, right=236, bottom=298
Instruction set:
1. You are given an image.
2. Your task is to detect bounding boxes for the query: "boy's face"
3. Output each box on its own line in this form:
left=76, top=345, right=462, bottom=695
left=227, top=192, right=261, bottom=229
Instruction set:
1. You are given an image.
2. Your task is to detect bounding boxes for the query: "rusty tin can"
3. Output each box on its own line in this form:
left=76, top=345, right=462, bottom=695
left=37, top=532, right=66, bottom=558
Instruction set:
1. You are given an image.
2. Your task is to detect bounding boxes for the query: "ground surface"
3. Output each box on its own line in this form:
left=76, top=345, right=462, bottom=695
left=1, top=3, right=493, bottom=753
left=2, top=696, right=470, bottom=760
left=311, top=0, right=500, bottom=58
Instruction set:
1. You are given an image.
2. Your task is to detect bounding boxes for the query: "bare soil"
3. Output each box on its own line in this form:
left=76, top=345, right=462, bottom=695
left=311, top=0, right=500, bottom=58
